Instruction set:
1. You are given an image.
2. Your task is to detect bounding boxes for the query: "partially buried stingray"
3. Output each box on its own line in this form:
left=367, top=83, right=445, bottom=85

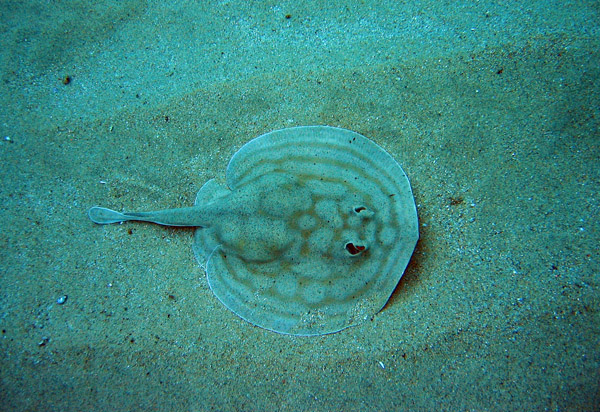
left=88, top=126, right=418, bottom=336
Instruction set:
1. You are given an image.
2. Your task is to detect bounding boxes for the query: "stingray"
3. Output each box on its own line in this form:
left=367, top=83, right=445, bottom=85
left=88, top=126, right=418, bottom=336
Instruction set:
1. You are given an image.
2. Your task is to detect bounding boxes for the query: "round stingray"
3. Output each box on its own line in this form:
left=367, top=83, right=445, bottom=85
left=192, top=126, right=418, bottom=336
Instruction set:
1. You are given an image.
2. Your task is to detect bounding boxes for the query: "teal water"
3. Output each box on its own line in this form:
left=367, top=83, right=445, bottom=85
left=0, top=1, right=598, bottom=410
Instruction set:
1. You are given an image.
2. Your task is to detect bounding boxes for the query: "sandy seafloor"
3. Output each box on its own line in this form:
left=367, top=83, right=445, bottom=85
left=0, top=1, right=598, bottom=410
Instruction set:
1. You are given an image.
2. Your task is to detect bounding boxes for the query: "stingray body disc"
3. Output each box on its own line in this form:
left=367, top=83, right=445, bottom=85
left=193, top=126, right=418, bottom=336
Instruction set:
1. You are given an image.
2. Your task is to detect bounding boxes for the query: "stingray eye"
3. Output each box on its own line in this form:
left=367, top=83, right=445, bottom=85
left=345, top=242, right=366, bottom=256
left=353, top=205, right=373, bottom=218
